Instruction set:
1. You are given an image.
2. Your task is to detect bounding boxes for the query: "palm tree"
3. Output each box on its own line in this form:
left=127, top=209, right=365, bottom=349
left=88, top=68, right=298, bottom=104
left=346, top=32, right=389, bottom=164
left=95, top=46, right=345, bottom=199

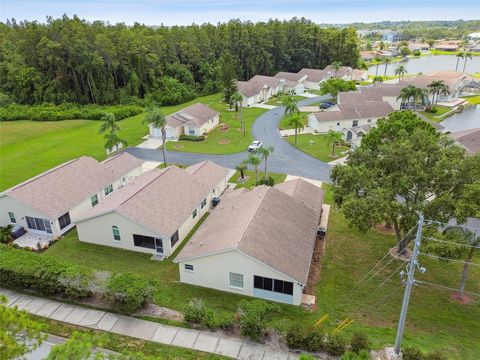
left=455, top=52, right=464, bottom=71
left=394, top=65, right=407, bottom=80
left=143, top=107, right=168, bottom=166
left=383, top=57, right=392, bottom=77
left=257, top=145, right=274, bottom=180
left=247, top=154, right=262, bottom=184
left=330, top=61, right=342, bottom=78
left=397, top=85, right=426, bottom=111
left=427, top=80, right=449, bottom=106
left=327, top=130, right=343, bottom=157
left=99, top=112, right=121, bottom=134
left=235, top=161, right=248, bottom=181
left=230, top=92, right=243, bottom=119
left=104, top=132, right=128, bottom=155
left=462, top=52, right=473, bottom=72
left=288, top=114, right=305, bottom=144
left=282, top=95, right=299, bottom=117
left=373, top=59, right=381, bottom=77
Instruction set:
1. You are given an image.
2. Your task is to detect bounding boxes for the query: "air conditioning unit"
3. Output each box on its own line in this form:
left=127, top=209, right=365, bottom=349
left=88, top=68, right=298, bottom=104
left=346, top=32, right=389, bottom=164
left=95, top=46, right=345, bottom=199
left=317, top=226, right=327, bottom=237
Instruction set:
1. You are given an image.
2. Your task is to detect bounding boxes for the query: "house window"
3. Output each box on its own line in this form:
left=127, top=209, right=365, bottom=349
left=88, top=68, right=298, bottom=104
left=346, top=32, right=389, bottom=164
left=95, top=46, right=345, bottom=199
left=201, top=199, right=207, bottom=209
left=189, top=128, right=195, bottom=135
left=229, top=272, right=244, bottom=289
left=91, top=194, right=99, bottom=207
left=26, top=216, right=52, bottom=234
left=104, top=184, right=113, bottom=196
left=253, top=275, right=293, bottom=295
left=352, top=120, right=359, bottom=127
left=112, top=225, right=121, bottom=241
left=367, top=119, right=371, bottom=123
left=170, top=231, right=179, bottom=247
left=58, top=212, right=71, bottom=230
left=133, top=234, right=155, bottom=249
left=185, top=264, right=194, bottom=271
left=192, top=209, right=197, bottom=218
left=8, top=212, right=16, bottom=223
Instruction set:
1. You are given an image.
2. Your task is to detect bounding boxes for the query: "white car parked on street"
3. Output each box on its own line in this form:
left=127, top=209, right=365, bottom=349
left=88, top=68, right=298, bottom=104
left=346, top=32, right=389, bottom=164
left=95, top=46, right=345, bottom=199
left=248, top=140, right=263, bottom=152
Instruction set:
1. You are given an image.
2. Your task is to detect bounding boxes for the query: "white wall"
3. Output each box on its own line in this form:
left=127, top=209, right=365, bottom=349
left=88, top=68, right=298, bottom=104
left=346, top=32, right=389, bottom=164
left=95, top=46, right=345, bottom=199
left=308, top=114, right=378, bottom=133
left=150, top=124, right=182, bottom=139
left=303, top=80, right=320, bottom=90
left=183, top=114, right=220, bottom=136
left=178, top=250, right=304, bottom=305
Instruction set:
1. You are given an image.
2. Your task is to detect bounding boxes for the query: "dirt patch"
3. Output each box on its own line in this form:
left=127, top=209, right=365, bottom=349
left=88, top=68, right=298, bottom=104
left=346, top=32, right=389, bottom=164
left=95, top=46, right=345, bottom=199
left=304, top=236, right=326, bottom=295
left=218, top=139, right=230, bottom=145
left=389, top=246, right=411, bottom=261
left=173, top=144, right=184, bottom=149
left=450, top=292, right=475, bottom=305
left=220, top=124, right=230, bottom=132
left=237, top=176, right=249, bottom=183
left=375, top=223, right=396, bottom=234
left=135, top=303, right=184, bottom=321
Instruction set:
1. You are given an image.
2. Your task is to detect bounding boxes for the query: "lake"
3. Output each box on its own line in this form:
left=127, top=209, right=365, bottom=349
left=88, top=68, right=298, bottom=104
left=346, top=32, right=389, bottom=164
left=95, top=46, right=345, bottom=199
left=368, top=55, right=480, bottom=76
left=440, top=105, right=480, bottom=132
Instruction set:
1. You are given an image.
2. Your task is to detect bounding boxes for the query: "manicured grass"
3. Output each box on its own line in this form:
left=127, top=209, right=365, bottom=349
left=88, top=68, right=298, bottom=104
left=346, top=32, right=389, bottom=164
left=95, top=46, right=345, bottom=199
left=0, top=114, right=147, bottom=191
left=228, top=169, right=287, bottom=189
left=38, top=186, right=480, bottom=358
left=305, top=89, right=323, bottom=96
left=264, top=94, right=305, bottom=106
left=463, top=95, right=480, bottom=105
left=420, top=106, right=453, bottom=122
left=429, top=50, right=480, bottom=56
left=286, top=134, right=349, bottom=162
left=279, top=114, right=309, bottom=130
left=166, top=93, right=267, bottom=154
left=33, top=316, right=227, bottom=359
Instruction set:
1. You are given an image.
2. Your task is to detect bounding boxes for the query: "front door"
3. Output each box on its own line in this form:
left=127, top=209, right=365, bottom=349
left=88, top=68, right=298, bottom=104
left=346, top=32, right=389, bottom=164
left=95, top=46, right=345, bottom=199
left=155, top=238, right=163, bottom=254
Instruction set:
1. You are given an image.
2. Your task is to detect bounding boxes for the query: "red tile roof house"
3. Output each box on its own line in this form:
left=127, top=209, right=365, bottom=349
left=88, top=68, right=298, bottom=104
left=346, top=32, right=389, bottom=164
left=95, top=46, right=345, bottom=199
left=74, top=161, right=230, bottom=257
left=0, top=153, right=143, bottom=238
left=237, top=75, right=286, bottom=107
left=175, top=178, right=325, bottom=305
left=149, top=103, right=220, bottom=140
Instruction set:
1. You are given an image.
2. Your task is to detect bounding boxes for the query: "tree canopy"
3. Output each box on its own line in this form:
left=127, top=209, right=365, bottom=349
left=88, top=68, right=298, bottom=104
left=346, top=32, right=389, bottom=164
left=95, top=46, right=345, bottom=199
left=0, top=16, right=359, bottom=106
left=331, top=111, right=480, bottom=252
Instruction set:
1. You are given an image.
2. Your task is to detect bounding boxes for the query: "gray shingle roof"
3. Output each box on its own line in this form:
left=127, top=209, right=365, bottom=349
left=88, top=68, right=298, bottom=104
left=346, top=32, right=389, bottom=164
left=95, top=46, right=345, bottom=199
left=166, top=103, right=219, bottom=128
left=311, top=101, right=394, bottom=122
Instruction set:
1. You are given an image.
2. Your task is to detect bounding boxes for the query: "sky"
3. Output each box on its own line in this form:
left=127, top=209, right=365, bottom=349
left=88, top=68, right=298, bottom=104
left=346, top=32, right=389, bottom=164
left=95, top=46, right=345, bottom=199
left=1, top=0, right=479, bottom=26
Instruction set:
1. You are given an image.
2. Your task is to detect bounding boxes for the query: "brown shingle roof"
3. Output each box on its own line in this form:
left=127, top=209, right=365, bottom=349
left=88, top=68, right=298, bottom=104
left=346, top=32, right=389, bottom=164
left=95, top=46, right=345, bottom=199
left=338, top=91, right=382, bottom=104
left=185, top=161, right=230, bottom=190
left=166, top=103, right=219, bottom=129
left=238, top=76, right=284, bottom=98
left=274, top=72, right=305, bottom=82
left=2, top=153, right=143, bottom=219
left=323, top=65, right=353, bottom=79
left=311, top=101, right=394, bottom=122
left=274, top=178, right=324, bottom=214
left=298, top=68, right=330, bottom=83
left=176, top=180, right=322, bottom=284
left=449, top=128, right=480, bottom=155
left=77, top=162, right=228, bottom=237
left=359, top=84, right=403, bottom=98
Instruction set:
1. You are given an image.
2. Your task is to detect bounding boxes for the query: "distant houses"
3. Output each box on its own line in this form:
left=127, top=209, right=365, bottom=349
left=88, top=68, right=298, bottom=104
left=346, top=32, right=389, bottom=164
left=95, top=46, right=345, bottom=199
left=149, top=103, right=220, bottom=140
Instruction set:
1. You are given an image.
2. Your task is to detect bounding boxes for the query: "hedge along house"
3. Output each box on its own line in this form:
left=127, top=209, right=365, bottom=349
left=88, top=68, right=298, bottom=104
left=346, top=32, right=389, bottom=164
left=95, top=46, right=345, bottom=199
left=175, top=179, right=325, bottom=306
left=0, top=153, right=143, bottom=237
left=74, top=161, right=229, bottom=257
left=149, top=103, right=220, bottom=140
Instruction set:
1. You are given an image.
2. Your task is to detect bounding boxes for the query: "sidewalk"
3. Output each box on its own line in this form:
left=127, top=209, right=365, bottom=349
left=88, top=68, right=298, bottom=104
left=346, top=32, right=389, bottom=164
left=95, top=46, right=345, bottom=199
left=1, top=288, right=299, bottom=360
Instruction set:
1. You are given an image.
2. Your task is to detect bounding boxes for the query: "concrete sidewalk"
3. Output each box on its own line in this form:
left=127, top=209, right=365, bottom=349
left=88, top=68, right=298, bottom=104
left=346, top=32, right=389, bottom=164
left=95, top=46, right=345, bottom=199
left=1, top=288, right=299, bottom=360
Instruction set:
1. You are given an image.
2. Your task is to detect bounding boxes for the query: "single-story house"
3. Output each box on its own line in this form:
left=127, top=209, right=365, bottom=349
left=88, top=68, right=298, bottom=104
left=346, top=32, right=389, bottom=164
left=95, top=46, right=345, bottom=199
left=237, top=75, right=286, bottom=107
left=149, top=103, right=220, bottom=139
left=74, top=161, right=229, bottom=257
left=408, top=43, right=430, bottom=52
left=297, top=68, right=330, bottom=89
left=352, top=69, right=369, bottom=82
left=360, top=51, right=381, bottom=61
left=449, top=128, right=480, bottom=155
left=308, top=101, right=394, bottom=134
left=274, top=72, right=307, bottom=94
left=175, top=178, right=325, bottom=305
left=355, top=84, right=404, bottom=110
left=434, top=44, right=459, bottom=52
left=323, top=65, right=354, bottom=80
left=342, top=124, right=373, bottom=148
left=0, top=153, right=143, bottom=237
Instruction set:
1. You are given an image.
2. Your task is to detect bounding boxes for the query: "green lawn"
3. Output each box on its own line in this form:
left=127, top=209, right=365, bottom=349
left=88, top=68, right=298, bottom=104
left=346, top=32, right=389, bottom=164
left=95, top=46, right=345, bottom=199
left=37, top=185, right=480, bottom=358
left=166, top=93, right=267, bottom=154
left=286, top=134, right=349, bottom=162
left=279, top=114, right=309, bottom=130
left=463, top=95, right=480, bottom=105
left=264, top=94, right=305, bottom=106
left=228, top=169, right=287, bottom=189
left=420, top=106, right=453, bottom=122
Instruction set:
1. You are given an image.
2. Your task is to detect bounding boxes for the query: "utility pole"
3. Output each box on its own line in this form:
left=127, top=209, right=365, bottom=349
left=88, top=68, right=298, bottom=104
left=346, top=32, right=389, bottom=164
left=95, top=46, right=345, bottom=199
left=394, top=214, right=425, bottom=356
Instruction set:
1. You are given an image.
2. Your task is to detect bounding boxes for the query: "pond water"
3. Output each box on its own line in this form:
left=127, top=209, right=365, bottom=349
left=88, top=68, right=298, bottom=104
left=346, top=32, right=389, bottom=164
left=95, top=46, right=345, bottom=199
left=368, top=55, right=480, bottom=76
left=439, top=105, right=480, bottom=132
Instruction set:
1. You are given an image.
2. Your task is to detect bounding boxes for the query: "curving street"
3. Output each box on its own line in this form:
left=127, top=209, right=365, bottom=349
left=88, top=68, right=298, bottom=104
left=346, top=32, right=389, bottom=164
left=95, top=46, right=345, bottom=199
left=126, top=96, right=333, bottom=182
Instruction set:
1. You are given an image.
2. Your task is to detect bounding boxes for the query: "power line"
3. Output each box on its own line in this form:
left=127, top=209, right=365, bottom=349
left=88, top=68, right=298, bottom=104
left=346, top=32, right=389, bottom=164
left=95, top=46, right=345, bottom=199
left=425, top=220, right=480, bottom=232
left=378, top=260, right=409, bottom=288
left=354, top=284, right=405, bottom=316
left=415, top=280, right=480, bottom=297
left=419, top=252, right=480, bottom=267
left=423, top=236, right=480, bottom=250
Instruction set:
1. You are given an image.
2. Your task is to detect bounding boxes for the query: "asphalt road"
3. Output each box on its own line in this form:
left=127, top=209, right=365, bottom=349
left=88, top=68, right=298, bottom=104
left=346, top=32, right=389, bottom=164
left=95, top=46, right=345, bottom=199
left=127, top=96, right=333, bottom=182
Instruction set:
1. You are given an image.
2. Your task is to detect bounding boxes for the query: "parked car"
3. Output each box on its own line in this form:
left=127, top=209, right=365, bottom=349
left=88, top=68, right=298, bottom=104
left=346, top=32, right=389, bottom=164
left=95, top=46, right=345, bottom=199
left=248, top=140, right=263, bottom=152
left=319, top=102, right=335, bottom=109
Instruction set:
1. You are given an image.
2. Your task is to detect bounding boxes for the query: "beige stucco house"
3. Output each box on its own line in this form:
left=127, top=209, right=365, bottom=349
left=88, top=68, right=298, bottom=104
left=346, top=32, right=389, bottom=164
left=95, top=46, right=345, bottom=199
left=149, top=103, right=220, bottom=139
left=0, top=153, right=143, bottom=237
left=237, top=75, right=286, bottom=107
left=74, top=161, right=229, bottom=257
left=274, top=72, right=307, bottom=94
left=297, top=68, right=330, bottom=89
left=175, top=179, right=325, bottom=306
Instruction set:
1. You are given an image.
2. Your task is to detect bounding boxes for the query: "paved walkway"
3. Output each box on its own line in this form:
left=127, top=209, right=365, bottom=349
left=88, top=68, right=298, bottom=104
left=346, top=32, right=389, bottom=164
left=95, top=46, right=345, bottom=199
left=252, top=103, right=278, bottom=109
left=1, top=288, right=299, bottom=360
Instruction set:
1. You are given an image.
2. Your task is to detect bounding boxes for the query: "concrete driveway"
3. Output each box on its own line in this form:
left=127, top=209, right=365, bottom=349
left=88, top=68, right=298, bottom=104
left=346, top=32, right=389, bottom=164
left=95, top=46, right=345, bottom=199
left=127, top=96, right=333, bottom=182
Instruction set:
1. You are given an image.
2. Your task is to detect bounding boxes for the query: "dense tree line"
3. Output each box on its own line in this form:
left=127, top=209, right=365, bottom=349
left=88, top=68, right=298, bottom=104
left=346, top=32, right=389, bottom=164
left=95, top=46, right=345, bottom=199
left=0, top=16, right=359, bottom=106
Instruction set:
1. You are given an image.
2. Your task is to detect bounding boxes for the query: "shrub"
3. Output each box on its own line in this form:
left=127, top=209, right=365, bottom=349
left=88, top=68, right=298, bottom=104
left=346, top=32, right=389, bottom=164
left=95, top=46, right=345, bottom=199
left=0, top=244, right=92, bottom=298
left=106, top=273, right=153, bottom=313
left=324, top=335, right=347, bottom=356
left=403, top=347, right=424, bottom=360
left=299, top=355, right=315, bottom=360
left=179, top=134, right=206, bottom=142
left=350, top=332, right=370, bottom=353
left=256, top=176, right=275, bottom=187
left=425, top=106, right=438, bottom=113
left=237, top=299, right=279, bottom=341
left=285, top=324, right=324, bottom=352
left=184, top=298, right=233, bottom=330
left=413, top=50, right=421, bottom=56
left=341, top=350, right=370, bottom=360
left=425, top=352, right=447, bottom=360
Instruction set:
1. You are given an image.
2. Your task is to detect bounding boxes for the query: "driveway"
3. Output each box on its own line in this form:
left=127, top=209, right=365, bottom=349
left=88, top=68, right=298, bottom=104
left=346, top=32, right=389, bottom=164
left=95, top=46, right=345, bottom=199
left=127, top=96, right=333, bottom=182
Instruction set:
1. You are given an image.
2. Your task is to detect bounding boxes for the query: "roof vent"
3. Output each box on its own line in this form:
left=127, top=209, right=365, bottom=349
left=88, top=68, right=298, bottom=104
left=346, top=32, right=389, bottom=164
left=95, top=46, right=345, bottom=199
left=199, top=242, right=204, bottom=247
